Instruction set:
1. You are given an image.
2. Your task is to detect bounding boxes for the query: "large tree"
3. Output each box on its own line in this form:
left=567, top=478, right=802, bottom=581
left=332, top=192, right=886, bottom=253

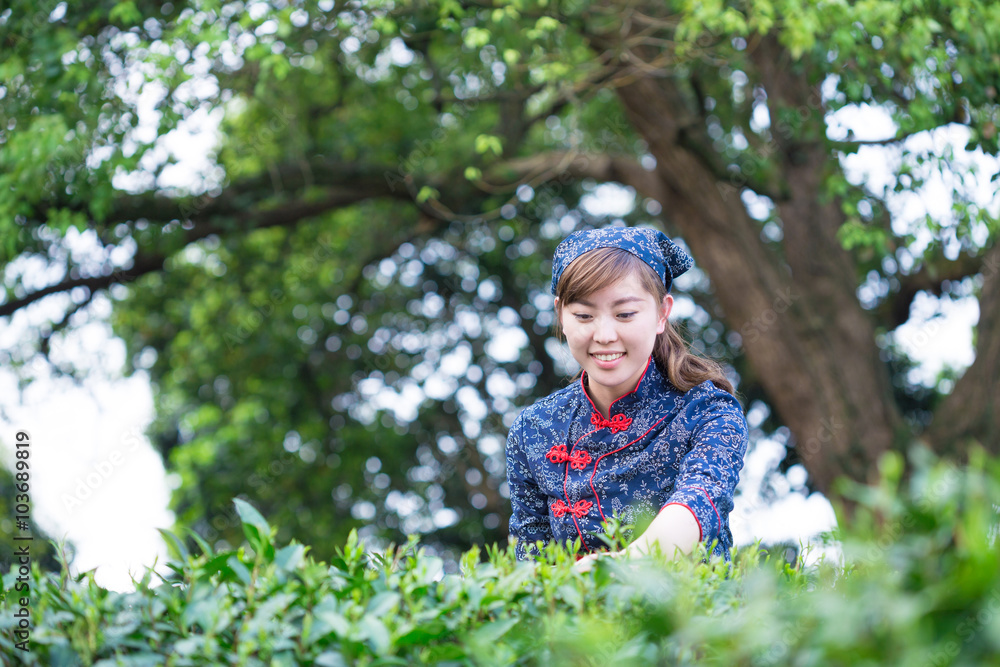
left=2, top=0, right=997, bottom=558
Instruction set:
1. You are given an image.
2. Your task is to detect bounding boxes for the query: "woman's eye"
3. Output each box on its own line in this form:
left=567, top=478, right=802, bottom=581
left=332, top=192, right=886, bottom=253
left=574, top=313, right=592, bottom=321
left=617, top=312, right=636, bottom=319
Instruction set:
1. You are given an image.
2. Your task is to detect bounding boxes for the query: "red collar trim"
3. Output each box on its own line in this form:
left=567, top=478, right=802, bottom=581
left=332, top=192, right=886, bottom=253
left=579, top=356, right=652, bottom=418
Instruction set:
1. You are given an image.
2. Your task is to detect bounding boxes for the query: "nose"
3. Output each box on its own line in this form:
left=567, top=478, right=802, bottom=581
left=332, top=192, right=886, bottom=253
left=593, top=315, right=618, bottom=344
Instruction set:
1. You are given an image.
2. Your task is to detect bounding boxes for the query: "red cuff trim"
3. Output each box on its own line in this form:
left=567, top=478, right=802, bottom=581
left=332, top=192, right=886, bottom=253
left=663, top=502, right=702, bottom=542
left=692, top=486, right=723, bottom=536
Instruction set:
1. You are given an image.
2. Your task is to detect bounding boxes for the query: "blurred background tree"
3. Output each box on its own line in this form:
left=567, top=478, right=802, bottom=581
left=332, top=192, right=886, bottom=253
left=1, top=0, right=997, bottom=563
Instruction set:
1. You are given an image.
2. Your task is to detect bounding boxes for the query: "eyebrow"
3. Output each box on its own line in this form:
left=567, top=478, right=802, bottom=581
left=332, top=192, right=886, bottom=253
left=572, top=296, right=646, bottom=308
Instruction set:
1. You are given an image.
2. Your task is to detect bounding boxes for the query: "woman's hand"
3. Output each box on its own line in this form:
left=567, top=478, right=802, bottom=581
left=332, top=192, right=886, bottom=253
left=571, top=551, right=606, bottom=573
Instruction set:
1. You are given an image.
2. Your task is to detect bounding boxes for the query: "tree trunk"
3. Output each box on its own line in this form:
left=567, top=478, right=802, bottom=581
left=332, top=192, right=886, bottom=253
left=586, top=32, right=906, bottom=495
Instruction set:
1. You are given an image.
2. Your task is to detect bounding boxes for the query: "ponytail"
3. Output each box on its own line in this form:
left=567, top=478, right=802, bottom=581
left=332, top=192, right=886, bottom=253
left=654, top=321, right=734, bottom=395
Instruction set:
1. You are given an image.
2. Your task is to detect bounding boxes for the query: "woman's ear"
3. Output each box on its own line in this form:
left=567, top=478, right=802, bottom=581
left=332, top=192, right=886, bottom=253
left=656, top=294, right=673, bottom=334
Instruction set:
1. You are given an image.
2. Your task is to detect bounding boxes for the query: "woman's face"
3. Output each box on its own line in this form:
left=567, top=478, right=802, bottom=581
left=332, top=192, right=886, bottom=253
left=557, top=272, right=672, bottom=413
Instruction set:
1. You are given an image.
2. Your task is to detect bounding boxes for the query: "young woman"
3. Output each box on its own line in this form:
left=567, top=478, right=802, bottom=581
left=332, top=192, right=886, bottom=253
left=505, top=227, right=748, bottom=564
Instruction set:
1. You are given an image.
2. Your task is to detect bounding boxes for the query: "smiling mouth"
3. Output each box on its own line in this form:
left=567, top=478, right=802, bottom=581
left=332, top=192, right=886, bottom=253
left=592, top=352, right=625, bottom=362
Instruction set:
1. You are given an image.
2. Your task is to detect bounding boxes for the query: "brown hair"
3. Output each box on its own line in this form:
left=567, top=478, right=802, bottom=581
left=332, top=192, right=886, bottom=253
left=555, top=247, right=735, bottom=396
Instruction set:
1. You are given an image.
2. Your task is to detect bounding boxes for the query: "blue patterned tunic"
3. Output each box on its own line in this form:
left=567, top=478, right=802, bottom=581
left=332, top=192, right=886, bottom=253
left=505, top=357, right=748, bottom=560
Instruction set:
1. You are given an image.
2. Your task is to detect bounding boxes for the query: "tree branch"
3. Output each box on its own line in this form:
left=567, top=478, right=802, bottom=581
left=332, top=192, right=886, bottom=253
left=1, top=168, right=410, bottom=318
left=829, top=129, right=927, bottom=150
left=829, top=119, right=965, bottom=151
left=521, top=52, right=620, bottom=128
left=490, top=150, right=666, bottom=202
left=881, top=250, right=985, bottom=329
left=8, top=144, right=658, bottom=321
left=925, top=243, right=1000, bottom=455
left=0, top=253, right=168, bottom=319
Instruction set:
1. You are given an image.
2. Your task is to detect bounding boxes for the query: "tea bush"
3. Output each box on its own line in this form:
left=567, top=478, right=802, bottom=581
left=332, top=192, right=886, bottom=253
left=2, top=448, right=999, bottom=666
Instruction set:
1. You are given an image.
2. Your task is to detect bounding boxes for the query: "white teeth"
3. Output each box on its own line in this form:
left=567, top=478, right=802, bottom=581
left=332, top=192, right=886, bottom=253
left=594, top=353, right=624, bottom=361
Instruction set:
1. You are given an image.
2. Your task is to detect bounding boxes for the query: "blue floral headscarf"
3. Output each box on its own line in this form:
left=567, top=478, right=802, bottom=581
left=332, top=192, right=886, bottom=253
left=550, top=227, right=693, bottom=295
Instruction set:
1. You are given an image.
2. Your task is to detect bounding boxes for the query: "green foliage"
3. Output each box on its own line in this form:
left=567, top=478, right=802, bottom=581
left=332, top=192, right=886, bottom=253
left=2, top=451, right=999, bottom=665
left=2, top=0, right=999, bottom=579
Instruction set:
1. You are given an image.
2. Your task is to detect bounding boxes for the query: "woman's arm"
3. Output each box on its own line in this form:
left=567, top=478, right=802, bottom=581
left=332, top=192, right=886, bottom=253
left=573, top=504, right=699, bottom=572
left=658, top=389, right=748, bottom=550
left=622, top=503, right=701, bottom=557
left=505, top=416, right=555, bottom=559
left=574, top=387, right=747, bottom=572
